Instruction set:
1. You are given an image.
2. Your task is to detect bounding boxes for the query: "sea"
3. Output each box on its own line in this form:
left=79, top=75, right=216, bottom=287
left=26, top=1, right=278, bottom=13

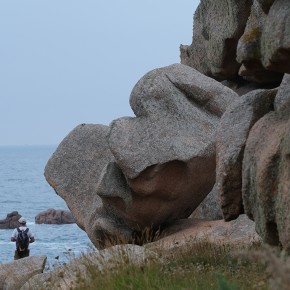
left=0, top=145, right=94, bottom=269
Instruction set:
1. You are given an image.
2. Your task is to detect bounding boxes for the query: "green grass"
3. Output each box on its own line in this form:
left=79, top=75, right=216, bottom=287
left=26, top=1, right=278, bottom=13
left=73, top=241, right=269, bottom=290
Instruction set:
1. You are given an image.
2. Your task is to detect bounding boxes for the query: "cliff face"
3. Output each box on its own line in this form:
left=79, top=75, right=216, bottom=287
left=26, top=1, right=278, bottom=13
left=182, top=0, right=290, bottom=251
left=45, top=0, right=290, bottom=251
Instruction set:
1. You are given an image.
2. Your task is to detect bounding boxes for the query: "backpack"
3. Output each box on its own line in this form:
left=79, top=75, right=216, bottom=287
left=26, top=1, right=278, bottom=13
left=16, top=228, right=29, bottom=252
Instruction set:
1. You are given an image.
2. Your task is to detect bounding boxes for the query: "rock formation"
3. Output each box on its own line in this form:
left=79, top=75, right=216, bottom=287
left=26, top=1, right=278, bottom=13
left=45, top=64, right=237, bottom=247
left=45, top=0, right=290, bottom=251
left=0, top=211, right=22, bottom=229
left=35, top=208, right=75, bottom=224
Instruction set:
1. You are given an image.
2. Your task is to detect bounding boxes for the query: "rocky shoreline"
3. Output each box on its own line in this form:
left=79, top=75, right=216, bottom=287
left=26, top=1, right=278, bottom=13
left=0, top=214, right=260, bottom=289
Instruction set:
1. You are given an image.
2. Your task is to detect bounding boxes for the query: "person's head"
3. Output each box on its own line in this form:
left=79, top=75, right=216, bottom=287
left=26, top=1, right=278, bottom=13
left=18, top=217, right=27, bottom=225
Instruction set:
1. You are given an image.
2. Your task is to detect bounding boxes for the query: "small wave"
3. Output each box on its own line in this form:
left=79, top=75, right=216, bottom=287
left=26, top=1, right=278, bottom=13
left=0, top=241, right=14, bottom=245
left=33, top=242, right=64, bottom=246
left=6, top=178, right=24, bottom=181
left=27, top=222, right=35, bottom=226
left=1, top=200, right=21, bottom=204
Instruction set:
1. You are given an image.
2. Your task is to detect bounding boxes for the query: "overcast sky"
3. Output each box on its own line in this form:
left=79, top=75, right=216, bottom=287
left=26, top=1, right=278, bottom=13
left=1, top=1, right=199, bottom=146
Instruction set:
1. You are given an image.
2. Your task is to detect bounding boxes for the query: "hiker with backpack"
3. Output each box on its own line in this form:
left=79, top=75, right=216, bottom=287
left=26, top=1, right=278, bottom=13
left=11, top=217, right=35, bottom=260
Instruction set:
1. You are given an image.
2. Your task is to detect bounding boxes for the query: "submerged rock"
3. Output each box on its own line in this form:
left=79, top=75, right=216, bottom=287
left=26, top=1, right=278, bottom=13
left=0, top=211, right=22, bottom=229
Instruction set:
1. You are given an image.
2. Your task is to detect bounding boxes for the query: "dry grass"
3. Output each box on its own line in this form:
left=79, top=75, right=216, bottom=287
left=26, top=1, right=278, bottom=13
left=72, top=240, right=269, bottom=290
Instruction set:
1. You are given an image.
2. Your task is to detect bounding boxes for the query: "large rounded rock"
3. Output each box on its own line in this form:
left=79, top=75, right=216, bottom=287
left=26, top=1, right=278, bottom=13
left=103, top=64, right=237, bottom=230
left=35, top=208, right=75, bottom=224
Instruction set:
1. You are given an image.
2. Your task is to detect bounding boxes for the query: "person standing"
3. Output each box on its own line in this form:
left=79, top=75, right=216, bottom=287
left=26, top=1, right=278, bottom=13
left=11, top=217, right=35, bottom=260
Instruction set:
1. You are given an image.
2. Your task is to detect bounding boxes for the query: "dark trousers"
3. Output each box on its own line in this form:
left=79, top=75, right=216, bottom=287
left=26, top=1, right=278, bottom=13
left=14, top=249, right=30, bottom=260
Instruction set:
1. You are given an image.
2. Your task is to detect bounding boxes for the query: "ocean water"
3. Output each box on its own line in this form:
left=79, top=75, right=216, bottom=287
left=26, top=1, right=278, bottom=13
left=0, top=146, right=93, bottom=268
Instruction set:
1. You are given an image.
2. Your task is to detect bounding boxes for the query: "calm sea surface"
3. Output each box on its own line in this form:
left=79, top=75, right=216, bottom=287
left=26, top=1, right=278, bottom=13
left=0, top=146, right=93, bottom=268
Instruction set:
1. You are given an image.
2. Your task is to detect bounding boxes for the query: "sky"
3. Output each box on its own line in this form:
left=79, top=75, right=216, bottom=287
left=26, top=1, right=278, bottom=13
left=1, top=1, right=200, bottom=146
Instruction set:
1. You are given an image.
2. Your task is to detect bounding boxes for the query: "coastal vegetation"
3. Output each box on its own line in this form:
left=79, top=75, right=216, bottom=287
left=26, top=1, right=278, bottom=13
left=68, top=241, right=274, bottom=290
